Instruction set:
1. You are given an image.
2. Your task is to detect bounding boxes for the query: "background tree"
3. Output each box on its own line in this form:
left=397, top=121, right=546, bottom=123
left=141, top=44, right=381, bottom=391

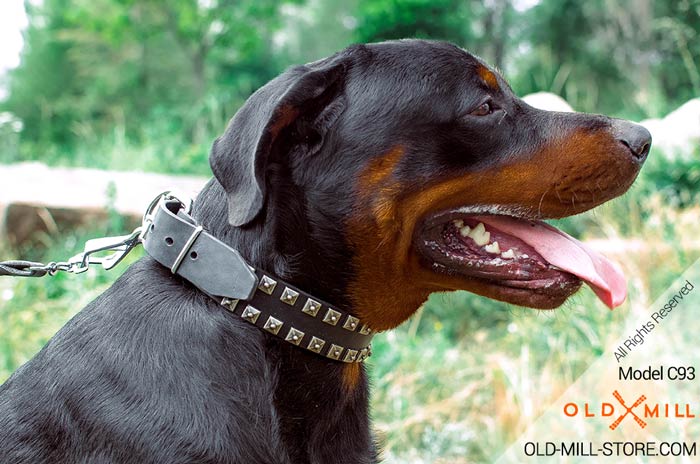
left=2, top=0, right=297, bottom=167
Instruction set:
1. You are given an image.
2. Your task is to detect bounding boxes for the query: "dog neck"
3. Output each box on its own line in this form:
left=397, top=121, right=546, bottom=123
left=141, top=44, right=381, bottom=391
left=184, top=180, right=376, bottom=362
left=187, top=180, right=375, bottom=458
left=193, top=179, right=356, bottom=313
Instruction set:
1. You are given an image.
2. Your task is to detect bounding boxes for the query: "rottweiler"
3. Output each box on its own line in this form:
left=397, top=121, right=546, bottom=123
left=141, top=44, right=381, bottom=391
left=0, top=40, right=650, bottom=463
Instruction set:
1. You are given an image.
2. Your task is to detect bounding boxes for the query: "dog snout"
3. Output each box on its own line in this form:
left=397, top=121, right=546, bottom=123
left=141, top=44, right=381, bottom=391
left=611, top=119, right=652, bottom=163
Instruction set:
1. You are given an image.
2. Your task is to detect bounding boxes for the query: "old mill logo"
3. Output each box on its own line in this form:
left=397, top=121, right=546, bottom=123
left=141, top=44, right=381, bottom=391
left=564, top=390, right=695, bottom=430
left=609, top=391, right=647, bottom=430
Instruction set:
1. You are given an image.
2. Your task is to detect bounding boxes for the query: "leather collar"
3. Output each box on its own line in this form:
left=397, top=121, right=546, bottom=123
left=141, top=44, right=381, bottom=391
left=141, top=196, right=373, bottom=363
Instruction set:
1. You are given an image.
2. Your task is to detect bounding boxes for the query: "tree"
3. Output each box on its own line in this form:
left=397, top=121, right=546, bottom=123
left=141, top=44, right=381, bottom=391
left=2, top=0, right=298, bottom=156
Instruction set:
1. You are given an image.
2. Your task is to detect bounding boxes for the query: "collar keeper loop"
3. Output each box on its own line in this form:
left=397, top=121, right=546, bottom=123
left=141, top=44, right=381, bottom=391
left=170, top=225, right=204, bottom=274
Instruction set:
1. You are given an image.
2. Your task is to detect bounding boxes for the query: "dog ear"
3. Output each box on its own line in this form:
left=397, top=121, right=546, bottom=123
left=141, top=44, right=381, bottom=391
left=210, top=51, right=353, bottom=227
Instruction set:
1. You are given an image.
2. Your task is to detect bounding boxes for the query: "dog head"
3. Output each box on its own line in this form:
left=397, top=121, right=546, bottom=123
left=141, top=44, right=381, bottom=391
left=208, top=40, right=650, bottom=331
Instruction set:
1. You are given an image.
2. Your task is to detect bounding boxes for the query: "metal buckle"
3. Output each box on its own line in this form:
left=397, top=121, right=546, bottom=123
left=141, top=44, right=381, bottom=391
left=140, top=191, right=191, bottom=239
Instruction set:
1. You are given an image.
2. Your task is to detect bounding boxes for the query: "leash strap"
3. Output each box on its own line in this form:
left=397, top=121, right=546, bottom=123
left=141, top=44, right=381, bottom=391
left=0, top=260, right=50, bottom=277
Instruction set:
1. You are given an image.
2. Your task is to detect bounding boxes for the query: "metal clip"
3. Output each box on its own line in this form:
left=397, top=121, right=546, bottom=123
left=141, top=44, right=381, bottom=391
left=67, top=227, right=143, bottom=274
left=68, top=191, right=186, bottom=273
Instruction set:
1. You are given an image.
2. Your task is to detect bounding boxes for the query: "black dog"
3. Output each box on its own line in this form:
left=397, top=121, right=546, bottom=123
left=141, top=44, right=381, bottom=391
left=0, top=40, right=650, bottom=463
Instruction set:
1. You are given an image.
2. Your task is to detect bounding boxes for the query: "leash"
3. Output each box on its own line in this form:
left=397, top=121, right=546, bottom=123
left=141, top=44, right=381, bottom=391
left=0, top=222, right=144, bottom=278
left=0, top=192, right=374, bottom=363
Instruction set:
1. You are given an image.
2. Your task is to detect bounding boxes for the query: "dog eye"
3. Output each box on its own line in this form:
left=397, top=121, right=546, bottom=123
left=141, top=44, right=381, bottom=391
left=470, top=101, right=495, bottom=116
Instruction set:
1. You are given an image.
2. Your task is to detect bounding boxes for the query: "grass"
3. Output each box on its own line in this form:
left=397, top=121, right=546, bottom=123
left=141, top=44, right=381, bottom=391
left=0, top=229, right=144, bottom=378
left=1, top=159, right=698, bottom=463
left=3, top=129, right=213, bottom=177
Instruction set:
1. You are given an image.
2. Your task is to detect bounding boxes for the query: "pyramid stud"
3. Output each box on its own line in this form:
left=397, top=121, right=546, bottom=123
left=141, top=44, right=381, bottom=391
left=343, top=315, right=359, bottom=331
left=307, top=336, right=325, bottom=353
left=220, top=298, right=239, bottom=312
left=322, top=309, right=341, bottom=326
left=302, top=298, right=321, bottom=317
left=359, top=324, right=372, bottom=335
left=263, top=316, right=283, bottom=335
left=280, top=287, right=299, bottom=306
left=241, top=305, right=261, bottom=324
left=359, top=347, right=369, bottom=361
left=343, top=349, right=358, bottom=363
left=327, top=344, right=343, bottom=360
left=285, top=327, right=305, bottom=346
left=258, top=275, right=277, bottom=295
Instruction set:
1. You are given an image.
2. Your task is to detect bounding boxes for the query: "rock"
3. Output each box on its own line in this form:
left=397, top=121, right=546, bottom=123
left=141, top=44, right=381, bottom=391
left=0, top=162, right=208, bottom=244
left=521, top=92, right=574, bottom=113
left=640, top=98, right=700, bottom=160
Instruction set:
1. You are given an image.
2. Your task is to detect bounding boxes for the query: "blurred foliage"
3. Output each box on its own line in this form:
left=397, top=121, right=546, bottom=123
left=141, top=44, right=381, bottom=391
left=0, top=204, right=143, bottom=379
left=512, top=0, right=700, bottom=119
left=2, top=0, right=302, bottom=173
left=640, top=146, right=700, bottom=207
left=355, top=0, right=474, bottom=44
left=1, top=0, right=699, bottom=172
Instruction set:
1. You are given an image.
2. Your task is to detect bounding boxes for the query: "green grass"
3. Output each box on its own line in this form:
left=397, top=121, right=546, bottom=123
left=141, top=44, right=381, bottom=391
left=0, top=231, right=143, bottom=379
left=3, top=129, right=213, bottom=177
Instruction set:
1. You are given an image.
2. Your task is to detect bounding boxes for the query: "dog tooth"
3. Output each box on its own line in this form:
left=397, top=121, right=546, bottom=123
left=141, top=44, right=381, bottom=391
left=453, top=219, right=464, bottom=228
left=484, top=241, right=500, bottom=254
left=471, top=222, right=486, bottom=236
left=501, top=249, right=515, bottom=259
left=459, top=225, right=471, bottom=237
left=468, top=223, right=490, bottom=246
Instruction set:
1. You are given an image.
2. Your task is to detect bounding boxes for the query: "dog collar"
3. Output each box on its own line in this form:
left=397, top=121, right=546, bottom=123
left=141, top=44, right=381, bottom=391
left=140, top=195, right=374, bottom=363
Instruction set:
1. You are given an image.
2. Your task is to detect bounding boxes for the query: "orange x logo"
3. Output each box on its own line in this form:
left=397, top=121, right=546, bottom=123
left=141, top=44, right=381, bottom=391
left=609, top=390, right=647, bottom=430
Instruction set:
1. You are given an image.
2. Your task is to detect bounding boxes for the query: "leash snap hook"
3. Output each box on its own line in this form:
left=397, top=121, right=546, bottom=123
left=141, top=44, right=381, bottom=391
left=68, top=227, right=143, bottom=273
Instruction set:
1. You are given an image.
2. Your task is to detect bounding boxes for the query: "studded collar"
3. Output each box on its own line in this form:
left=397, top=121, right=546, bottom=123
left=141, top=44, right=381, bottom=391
left=141, top=195, right=374, bottom=363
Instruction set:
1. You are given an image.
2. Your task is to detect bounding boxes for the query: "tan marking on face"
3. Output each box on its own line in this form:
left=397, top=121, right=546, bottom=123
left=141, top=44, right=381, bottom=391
left=346, top=128, right=638, bottom=331
left=477, top=65, right=500, bottom=91
left=357, top=145, right=404, bottom=192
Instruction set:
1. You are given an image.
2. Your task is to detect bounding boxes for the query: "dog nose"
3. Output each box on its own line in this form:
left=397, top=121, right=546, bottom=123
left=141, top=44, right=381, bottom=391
left=611, top=119, right=652, bottom=162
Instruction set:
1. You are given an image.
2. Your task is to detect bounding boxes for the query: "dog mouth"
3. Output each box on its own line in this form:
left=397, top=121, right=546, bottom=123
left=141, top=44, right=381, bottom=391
left=415, top=208, right=626, bottom=309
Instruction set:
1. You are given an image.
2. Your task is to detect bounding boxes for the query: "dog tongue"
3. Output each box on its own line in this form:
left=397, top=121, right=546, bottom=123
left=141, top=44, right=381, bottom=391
left=477, top=216, right=627, bottom=309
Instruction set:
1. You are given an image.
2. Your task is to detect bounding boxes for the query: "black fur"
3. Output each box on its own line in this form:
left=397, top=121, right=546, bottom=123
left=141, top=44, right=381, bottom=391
left=0, top=39, right=648, bottom=463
